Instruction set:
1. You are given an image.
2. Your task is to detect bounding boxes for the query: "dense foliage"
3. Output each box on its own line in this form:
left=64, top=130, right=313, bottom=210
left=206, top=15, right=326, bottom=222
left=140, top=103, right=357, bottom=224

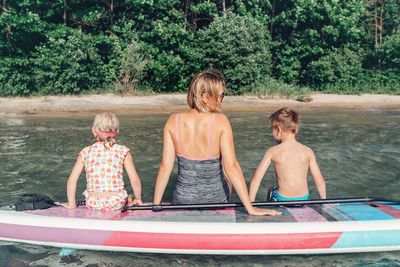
left=0, top=0, right=399, bottom=96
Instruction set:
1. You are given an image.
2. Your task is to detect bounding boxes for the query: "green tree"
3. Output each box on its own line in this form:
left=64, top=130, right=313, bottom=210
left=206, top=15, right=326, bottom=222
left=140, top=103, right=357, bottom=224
left=196, top=13, right=272, bottom=94
left=113, top=38, right=153, bottom=94
left=31, top=26, right=107, bottom=94
left=378, top=30, right=400, bottom=69
left=268, top=0, right=366, bottom=84
left=303, top=47, right=364, bottom=91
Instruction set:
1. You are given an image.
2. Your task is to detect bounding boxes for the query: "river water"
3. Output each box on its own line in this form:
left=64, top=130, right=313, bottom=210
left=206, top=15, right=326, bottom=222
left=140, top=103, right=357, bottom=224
left=1, top=109, right=400, bottom=266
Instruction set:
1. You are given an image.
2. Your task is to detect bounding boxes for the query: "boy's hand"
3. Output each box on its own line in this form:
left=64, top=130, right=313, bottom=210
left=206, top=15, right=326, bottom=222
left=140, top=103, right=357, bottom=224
left=248, top=207, right=281, bottom=216
left=60, top=202, right=77, bottom=209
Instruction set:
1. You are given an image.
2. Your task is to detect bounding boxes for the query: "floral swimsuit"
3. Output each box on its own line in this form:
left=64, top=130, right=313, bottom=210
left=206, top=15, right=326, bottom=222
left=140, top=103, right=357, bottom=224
left=79, top=142, right=129, bottom=210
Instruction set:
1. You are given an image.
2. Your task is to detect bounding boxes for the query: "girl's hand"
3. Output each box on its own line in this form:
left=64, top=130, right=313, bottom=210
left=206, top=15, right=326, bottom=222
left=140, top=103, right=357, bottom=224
left=60, top=202, right=77, bottom=209
left=248, top=207, right=281, bottom=216
left=127, top=198, right=144, bottom=206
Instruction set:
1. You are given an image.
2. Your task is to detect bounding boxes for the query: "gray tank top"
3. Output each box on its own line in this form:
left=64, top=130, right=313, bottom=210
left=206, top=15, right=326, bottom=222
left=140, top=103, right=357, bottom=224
left=172, top=113, right=229, bottom=204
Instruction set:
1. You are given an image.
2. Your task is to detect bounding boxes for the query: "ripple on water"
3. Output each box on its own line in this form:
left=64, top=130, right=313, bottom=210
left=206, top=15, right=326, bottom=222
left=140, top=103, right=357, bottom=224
left=1, top=111, right=400, bottom=265
left=0, top=134, right=28, bottom=155
left=2, top=243, right=400, bottom=267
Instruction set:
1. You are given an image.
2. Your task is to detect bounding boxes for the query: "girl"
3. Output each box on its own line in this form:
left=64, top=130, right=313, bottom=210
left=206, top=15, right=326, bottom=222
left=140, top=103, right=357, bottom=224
left=153, top=70, right=281, bottom=216
left=62, top=112, right=143, bottom=210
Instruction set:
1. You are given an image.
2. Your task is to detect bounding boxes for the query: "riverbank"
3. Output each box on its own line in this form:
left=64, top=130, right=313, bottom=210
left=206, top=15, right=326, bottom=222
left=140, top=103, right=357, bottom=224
left=1, top=93, right=400, bottom=116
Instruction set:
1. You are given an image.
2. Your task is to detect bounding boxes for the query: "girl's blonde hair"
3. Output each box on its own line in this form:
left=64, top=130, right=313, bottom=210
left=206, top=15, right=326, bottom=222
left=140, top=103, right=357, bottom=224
left=92, top=112, right=119, bottom=148
left=268, top=107, right=300, bottom=133
left=187, top=69, right=226, bottom=113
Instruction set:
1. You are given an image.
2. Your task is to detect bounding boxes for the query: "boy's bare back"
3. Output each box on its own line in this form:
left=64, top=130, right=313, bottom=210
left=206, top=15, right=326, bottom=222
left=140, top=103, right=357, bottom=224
left=268, top=140, right=316, bottom=198
left=249, top=107, right=326, bottom=201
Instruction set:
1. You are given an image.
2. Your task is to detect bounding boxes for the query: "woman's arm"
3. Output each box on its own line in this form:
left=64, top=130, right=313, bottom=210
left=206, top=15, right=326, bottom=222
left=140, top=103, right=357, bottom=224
left=219, top=115, right=281, bottom=216
left=61, top=156, right=84, bottom=209
left=124, top=151, right=143, bottom=205
left=249, top=148, right=273, bottom=201
left=153, top=116, right=176, bottom=204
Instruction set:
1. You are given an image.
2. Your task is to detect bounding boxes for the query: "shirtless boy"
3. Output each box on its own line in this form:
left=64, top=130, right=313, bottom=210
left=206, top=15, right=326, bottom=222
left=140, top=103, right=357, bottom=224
left=249, top=107, right=326, bottom=201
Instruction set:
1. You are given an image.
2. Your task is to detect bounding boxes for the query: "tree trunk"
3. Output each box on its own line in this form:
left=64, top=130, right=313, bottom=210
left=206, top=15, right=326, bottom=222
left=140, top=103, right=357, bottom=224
left=270, top=0, right=276, bottom=35
left=379, top=0, right=385, bottom=47
left=374, top=1, right=378, bottom=51
left=1, top=0, right=5, bottom=15
left=184, top=0, right=190, bottom=30
left=222, top=0, right=226, bottom=17
left=2, top=0, right=10, bottom=43
left=63, top=0, right=67, bottom=25
left=110, top=0, right=114, bottom=27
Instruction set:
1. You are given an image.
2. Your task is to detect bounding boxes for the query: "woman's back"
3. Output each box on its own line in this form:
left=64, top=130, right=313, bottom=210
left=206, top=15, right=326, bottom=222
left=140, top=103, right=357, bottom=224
left=168, top=111, right=229, bottom=204
left=171, top=111, right=222, bottom=160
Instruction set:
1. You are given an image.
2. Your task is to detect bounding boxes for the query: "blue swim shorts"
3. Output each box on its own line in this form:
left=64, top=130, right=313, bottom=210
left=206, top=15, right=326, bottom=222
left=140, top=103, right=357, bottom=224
left=268, top=186, right=309, bottom=201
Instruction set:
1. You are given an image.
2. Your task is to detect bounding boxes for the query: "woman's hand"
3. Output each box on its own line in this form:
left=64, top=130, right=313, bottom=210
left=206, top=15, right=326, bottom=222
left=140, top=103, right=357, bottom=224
left=248, top=207, right=282, bottom=216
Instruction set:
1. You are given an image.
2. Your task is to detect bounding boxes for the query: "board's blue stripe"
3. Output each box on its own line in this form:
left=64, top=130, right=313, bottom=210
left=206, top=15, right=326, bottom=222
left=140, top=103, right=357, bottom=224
left=332, top=230, right=400, bottom=248
left=333, top=203, right=395, bottom=221
left=327, top=205, right=355, bottom=221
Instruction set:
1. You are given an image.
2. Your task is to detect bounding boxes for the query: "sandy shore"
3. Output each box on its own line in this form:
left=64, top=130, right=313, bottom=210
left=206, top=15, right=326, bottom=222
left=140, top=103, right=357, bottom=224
left=1, top=93, right=400, bottom=116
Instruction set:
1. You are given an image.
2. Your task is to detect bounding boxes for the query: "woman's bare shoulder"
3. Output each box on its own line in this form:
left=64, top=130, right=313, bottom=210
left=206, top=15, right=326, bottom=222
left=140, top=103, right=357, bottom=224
left=214, top=113, right=230, bottom=123
left=213, top=113, right=231, bottom=132
left=164, top=113, right=179, bottom=129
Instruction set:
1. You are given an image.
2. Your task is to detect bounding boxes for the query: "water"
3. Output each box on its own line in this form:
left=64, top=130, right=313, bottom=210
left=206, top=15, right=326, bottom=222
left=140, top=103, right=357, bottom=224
left=1, top=109, right=400, bottom=266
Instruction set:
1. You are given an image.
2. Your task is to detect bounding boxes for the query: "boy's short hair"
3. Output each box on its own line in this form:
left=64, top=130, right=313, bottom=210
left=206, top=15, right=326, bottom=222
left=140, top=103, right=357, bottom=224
left=187, top=69, right=226, bottom=113
left=268, top=107, right=300, bottom=133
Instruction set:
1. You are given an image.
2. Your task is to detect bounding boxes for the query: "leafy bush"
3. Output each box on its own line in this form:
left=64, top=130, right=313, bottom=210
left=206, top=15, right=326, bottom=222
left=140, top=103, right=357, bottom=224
left=31, top=26, right=107, bottom=95
left=356, top=70, right=400, bottom=94
left=113, top=38, right=153, bottom=94
left=1, top=1, right=399, bottom=96
left=303, top=47, right=363, bottom=91
left=378, top=31, right=400, bottom=69
left=0, top=57, right=34, bottom=96
left=138, top=16, right=195, bottom=93
left=196, top=13, right=272, bottom=94
left=251, top=76, right=311, bottom=99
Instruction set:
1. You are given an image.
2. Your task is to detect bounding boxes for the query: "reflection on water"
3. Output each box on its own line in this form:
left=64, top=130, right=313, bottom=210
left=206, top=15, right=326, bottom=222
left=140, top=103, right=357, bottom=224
left=1, top=109, right=400, bottom=266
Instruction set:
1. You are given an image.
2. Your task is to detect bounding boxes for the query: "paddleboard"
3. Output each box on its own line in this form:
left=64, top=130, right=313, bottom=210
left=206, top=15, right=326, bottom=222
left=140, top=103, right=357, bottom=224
left=1, top=200, right=400, bottom=255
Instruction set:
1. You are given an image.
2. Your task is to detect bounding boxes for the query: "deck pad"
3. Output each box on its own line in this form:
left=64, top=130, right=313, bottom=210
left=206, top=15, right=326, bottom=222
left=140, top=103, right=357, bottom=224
left=18, top=201, right=400, bottom=223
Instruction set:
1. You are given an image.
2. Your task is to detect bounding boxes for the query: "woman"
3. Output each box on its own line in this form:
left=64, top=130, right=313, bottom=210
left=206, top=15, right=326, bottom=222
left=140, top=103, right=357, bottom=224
left=153, top=70, right=281, bottom=216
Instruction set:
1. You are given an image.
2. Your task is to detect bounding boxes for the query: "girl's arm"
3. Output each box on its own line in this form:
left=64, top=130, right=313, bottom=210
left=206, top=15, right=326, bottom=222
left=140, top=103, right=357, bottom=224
left=249, top=149, right=272, bottom=202
left=153, top=116, right=176, bottom=204
left=61, top=156, right=84, bottom=209
left=219, top=115, right=281, bottom=216
left=124, top=151, right=143, bottom=205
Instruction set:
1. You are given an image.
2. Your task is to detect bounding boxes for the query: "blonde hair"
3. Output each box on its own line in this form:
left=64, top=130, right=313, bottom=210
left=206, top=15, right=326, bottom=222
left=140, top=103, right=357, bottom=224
left=92, top=112, right=119, bottom=148
left=268, top=107, right=300, bottom=133
left=187, top=69, right=226, bottom=113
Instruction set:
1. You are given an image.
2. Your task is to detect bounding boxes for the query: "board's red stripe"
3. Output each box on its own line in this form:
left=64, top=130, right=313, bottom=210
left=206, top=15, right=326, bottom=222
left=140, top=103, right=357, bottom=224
left=102, top=231, right=342, bottom=250
left=328, top=205, right=357, bottom=221
left=371, top=203, right=400, bottom=219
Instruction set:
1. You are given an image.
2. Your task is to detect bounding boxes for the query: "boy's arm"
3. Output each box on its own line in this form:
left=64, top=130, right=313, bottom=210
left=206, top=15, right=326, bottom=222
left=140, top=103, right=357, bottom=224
left=61, top=156, right=84, bottom=209
left=309, top=151, right=326, bottom=199
left=124, top=151, right=143, bottom=205
left=249, top=149, right=273, bottom=202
